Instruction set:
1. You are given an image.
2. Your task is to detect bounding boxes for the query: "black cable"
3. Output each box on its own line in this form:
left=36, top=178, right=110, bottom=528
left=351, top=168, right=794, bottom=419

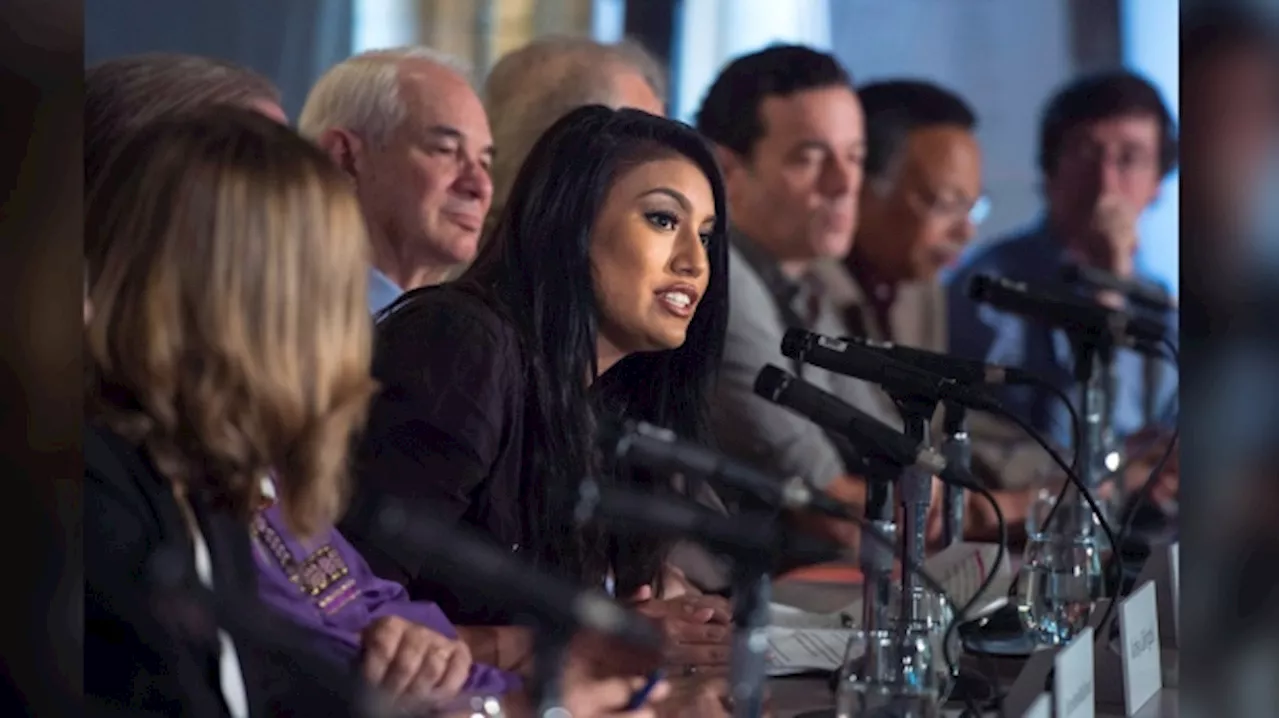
left=941, top=481, right=1006, bottom=717
left=1030, top=377, right=1083, bottom=474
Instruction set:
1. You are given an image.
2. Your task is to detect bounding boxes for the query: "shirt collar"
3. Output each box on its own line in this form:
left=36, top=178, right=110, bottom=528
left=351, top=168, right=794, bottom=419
left=368, top=267, right=404, bottom=315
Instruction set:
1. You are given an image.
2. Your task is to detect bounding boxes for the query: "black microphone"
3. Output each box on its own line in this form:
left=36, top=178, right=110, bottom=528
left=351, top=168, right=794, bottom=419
left=1061, top=263, right=1176, bottom=312
left=599, top=418, right=850, bottom=519
left=344, top=491, right=661, bottom=651
left=780, top=328, right=1002, bottom=412
left=754, top=365, right=976, bottom=490
left=840, top=335, right=1040, bottom=386
left=968, top=274, right=1168, bottom=353
left=576, top=481, right=846, bottom=571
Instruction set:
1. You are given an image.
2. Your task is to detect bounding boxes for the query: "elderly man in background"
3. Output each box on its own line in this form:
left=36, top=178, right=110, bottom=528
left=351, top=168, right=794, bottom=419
left=300, top=47, right=495, bottom=313
left=482, top=36, right=666, bottom=232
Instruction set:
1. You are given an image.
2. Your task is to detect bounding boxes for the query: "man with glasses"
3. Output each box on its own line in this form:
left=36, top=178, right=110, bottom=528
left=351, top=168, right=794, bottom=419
left=814, top=80, right=989, bottom=354
left=945, top=71, right=1179, bottom=484
left=809, top=80, right=1060, bottom=492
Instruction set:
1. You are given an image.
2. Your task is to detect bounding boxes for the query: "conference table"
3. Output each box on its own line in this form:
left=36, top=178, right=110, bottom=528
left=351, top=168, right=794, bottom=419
left=767, top=575, right=1179, bottom=718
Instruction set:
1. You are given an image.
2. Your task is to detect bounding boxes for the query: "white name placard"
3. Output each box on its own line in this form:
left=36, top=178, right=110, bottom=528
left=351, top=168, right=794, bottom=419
left=1054, top=626, right=1096, bottom=718
left=1119, top=581, right=1163, bottom=714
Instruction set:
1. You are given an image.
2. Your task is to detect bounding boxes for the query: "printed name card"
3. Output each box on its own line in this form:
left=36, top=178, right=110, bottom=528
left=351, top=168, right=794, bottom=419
left=1022, top=692, right=1051, bottom=718
left=1119, top=581, right=1162, bottom=714
left=1054, top=626, right=1096, bottom=718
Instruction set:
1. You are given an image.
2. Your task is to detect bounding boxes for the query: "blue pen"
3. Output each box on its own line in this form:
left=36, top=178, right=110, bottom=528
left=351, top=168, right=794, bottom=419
left=624, top=669, right=665, bottom=710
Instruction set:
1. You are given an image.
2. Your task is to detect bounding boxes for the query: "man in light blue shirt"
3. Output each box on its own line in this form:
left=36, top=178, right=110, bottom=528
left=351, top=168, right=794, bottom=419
left=947, top=71, right=1178, bottom=451
left=367, top=267, right=404, bottom=317
left=299, top=48, right=496, bottom=314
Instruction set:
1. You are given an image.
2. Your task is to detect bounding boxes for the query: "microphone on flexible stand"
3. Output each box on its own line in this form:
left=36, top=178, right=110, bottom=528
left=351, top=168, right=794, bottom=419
left=753, top=365, right=981, bottom=656
left=835, top=335, right=1040, bottom=387
left=827, top=336, right=1013, bottom=547
left=779, top=328, right=1004, bottom=413
left=598, top=417, right=851, bottom=520
left=752, top=366, right=970, bottom=487
left=1061, top=263, right=1176, bottom=313
left=966, top=274, right=1168, bottom=358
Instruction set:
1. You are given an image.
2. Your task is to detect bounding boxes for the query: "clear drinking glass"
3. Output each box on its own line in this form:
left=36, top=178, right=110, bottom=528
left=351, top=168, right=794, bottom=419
left=885, top=585, right=960, bottom=702
left=1015, top=489, right=1107, bottom=646
left=835, top=629, right=941, bottom=718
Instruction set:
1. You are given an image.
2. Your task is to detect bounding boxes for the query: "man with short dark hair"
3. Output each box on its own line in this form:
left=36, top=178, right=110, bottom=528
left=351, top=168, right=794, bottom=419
left=695, top=45, right=871, bottom=506
left=817, top=79, right=985, bottom=351
left=945, top=71, right=1179, bottom=453
left=696, top=47, right=1014, bottom=546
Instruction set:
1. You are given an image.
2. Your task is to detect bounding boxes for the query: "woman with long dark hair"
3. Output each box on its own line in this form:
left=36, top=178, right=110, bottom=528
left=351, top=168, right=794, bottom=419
left=342, top=105, right=733, bottom=678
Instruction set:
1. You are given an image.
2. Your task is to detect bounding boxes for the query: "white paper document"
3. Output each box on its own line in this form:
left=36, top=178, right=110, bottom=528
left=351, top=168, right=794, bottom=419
left=769, top=541, right=1011, bottom=631
left=765, top=627, right=854, bottom=676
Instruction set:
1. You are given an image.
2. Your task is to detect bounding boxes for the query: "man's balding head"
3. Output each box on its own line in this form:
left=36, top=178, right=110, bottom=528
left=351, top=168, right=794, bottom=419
left=483, top=37, right=667, bottom=220
left=85, top=53, right=283, bottom=188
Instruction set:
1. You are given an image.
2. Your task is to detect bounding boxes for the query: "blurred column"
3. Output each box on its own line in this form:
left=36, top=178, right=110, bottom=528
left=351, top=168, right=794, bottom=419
left=592, top=0, right=626, bottom=42
left=671, top=0, right=832, bottom=121
left=354, top=0, right=594, bottom=78
left=1120, top=0, right=1179, bottom=295
left=353, top=0, right=419, bottom=52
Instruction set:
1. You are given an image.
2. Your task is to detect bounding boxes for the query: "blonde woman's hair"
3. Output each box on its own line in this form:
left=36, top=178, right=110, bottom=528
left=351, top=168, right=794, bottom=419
left=85, top=108, right=377, bottom=538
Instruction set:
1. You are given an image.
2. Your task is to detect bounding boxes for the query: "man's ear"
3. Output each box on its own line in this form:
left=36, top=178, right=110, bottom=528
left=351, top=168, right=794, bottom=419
left=711, top=144, right=743, bottom=184
left=315, top=128, right=364, bottom=179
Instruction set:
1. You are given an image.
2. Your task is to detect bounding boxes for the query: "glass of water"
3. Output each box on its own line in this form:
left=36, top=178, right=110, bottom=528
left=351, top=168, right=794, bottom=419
left=1015, top=488, right=1107, bottom=646
left=835, top=629, right=941, bottom=718
left=885, top=585, right=960, bottom=702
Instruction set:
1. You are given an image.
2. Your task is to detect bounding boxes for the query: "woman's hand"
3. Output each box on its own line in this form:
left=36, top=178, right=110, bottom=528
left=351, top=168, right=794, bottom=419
left=360, top=615, right=473, bottom=711
left=628, top=586, right=732, bottom=678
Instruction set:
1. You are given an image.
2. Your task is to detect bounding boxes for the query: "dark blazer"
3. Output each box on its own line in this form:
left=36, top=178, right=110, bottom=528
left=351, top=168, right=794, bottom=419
left=84, top=423, right=362, bottom=717
left=343, top=284, right=531, bottom=627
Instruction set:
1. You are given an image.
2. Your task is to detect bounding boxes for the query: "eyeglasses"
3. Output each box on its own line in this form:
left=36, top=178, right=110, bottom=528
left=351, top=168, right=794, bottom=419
left=910, top=189, right=991, bottom=226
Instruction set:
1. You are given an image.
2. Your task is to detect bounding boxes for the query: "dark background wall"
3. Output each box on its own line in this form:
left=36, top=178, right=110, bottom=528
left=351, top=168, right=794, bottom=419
left=84, top=0, right=354, bottom=120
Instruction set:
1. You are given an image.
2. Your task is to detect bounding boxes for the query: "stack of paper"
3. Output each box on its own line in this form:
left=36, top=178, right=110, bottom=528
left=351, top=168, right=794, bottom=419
left=769, top=542, right=1011, bottom=630
left=765, top=627, right=854, bottom=676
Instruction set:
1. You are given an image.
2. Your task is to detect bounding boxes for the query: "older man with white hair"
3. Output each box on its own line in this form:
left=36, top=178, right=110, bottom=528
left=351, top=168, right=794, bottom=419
left=300, top=47, right=495, bottom=313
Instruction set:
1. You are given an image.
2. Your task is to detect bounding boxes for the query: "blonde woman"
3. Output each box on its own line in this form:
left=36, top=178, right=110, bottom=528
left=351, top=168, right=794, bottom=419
left=84, top=108, right=376, bottom=716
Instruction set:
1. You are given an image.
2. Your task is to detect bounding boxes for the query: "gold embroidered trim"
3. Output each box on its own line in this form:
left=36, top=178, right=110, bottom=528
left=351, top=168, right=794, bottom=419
left=253, top=514, right=351, bottom=598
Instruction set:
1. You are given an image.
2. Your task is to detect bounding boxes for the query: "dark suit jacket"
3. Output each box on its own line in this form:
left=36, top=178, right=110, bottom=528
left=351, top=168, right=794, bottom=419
left=84, top=424, right=363, bottom=717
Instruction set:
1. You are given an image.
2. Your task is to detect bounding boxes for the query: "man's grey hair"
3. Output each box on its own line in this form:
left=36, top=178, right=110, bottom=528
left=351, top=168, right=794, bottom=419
left=482, top=36, right=667, bottom=219
left=299, top=46, right=472, bottom=145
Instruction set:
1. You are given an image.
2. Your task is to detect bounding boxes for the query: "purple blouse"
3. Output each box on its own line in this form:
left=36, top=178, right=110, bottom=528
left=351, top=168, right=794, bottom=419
left=251, top=497, right=518, bottom=697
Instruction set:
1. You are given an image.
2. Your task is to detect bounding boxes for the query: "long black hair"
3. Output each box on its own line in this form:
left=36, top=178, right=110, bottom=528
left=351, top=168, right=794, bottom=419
left=462, top=105, right=729, bottom=594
